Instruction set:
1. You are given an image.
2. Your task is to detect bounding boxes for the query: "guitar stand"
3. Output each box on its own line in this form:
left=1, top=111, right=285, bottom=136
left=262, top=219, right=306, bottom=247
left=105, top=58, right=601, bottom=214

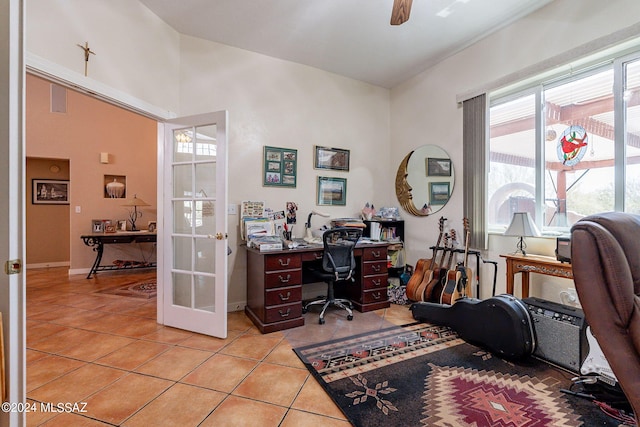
left=482, top=258, right=498, bottom=297
left=427, top=246, right=499, bottom=298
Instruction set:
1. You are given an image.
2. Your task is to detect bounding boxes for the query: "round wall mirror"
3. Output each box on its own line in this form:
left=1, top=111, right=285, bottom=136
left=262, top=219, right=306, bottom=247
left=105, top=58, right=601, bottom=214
left=395, top=145, right=454, bottom=216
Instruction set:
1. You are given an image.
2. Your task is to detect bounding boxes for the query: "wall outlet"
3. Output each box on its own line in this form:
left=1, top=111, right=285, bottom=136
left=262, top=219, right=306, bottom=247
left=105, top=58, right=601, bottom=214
left=560, top=287, right=579, bottom=306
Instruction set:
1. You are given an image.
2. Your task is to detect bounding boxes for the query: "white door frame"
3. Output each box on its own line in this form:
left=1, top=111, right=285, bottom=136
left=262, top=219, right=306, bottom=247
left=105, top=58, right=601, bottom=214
left=1, top=1, right=26, bottom=426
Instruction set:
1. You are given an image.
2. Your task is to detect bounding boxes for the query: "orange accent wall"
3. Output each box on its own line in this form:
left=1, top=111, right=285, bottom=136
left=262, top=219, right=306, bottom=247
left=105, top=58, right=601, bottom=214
left=26, top=158, right=70, bottom=266
left=26, top=74, right=157, bottom=271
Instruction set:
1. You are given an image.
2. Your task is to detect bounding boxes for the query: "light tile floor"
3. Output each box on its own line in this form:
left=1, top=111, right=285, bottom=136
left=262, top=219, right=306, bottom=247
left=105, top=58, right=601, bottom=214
left=25, top=267, right=415, bottom=426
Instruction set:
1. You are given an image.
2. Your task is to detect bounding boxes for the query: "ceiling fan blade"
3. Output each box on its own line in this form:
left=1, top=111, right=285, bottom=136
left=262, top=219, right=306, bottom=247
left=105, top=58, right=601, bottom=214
left=390, top=0, right=413, bottom=25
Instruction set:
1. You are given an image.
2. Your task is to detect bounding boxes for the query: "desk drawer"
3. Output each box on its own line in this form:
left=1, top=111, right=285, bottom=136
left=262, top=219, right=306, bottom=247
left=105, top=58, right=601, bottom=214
left=363, top=261, right=387, bottom=276
left=265, top=285, right=302, bottom=306
left=301, top=251, right=324, bottom=262
left=362, top=247, right=386, bottom=261
left=362, top=289, right=387, bottom=304
left=134, top=235, right=156, bottom=243
left=265, top=254, right=302, bottom=270
left=265, top=270, right=302, bottom=289
left=363, top=275, right=387, bottom=290
left=100, top=235, right=135, bottom=244
left=265, top=302, right=302, bottom=323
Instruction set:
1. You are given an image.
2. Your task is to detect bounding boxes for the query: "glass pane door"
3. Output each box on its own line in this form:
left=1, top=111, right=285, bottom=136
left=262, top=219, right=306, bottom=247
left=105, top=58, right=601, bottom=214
left=161, top=112, right=228, bottom=338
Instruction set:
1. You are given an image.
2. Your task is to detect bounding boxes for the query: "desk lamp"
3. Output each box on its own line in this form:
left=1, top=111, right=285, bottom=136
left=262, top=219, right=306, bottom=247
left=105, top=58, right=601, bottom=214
left=504, top=212, right=540, bottom=256
left=123, top=194, right=150, bottom=231
left=305, top=210, right=330, bottom=242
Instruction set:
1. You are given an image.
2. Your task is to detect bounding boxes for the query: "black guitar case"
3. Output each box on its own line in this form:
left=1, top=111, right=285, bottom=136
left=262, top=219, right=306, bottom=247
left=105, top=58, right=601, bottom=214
left=410, top=294, right=536, bottom=360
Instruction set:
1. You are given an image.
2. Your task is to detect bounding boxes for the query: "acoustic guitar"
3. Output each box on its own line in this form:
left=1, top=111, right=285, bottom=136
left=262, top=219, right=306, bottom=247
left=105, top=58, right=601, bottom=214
left=406, top=217, right=445, bottom=301
left=459, top=218, right=474, bottom=299
left=405, top=258, right=429, bottom=301
left=441, top=219, right=471, bottom=304
left=414, top=218, right=447, bottom=301
left=424, top=231, right=454, bottom=303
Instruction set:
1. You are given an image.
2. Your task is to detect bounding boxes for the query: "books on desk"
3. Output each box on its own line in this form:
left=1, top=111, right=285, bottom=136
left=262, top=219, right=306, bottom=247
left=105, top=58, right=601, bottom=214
left=248, top=236, right=283, bottom=251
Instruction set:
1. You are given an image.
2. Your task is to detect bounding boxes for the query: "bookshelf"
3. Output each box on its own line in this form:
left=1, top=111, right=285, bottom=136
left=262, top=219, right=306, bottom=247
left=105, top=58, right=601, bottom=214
left=363, top=219, right=405, bottom=276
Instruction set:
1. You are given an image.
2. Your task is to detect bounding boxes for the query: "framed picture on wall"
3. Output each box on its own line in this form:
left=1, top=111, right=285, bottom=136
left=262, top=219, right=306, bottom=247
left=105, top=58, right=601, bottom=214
left=317, top=176, right=347, bottom=206
left=314, top=146, right=350, bottom=171
left=32, top=179, right=69, bottom=205
left=263, top=146, right=297, bottom=187
left=426, top=158, right=452, bottom=177
left=429, top=182, right=451, bottom=205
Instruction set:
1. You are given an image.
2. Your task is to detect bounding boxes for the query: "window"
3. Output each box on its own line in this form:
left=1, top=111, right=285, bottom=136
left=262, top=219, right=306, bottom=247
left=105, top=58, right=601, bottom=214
left=488, top=53, right=640, bottom=233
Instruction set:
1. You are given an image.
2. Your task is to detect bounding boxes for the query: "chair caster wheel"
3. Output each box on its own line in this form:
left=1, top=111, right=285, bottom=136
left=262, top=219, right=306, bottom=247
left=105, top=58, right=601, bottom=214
left=347, top=315, right=353, bottom=321
left=319, top=318, right=325, bottom=325
left=302, top=308, right=307, bottom=314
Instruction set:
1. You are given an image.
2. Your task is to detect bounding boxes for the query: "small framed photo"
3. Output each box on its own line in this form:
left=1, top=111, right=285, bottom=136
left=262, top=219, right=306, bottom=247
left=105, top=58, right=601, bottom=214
left=116, top=220, right=127, bottom=231
left=104, top=224, right=116, bottom=233
left=317, top=176, right=347, bottom=206
left=426, top=158, right=452, bottom=177
left=92, top=219, right=105, bottom=233
left=314, top=146, right=350, bottom=171
left=430, top=182, right=451, bottom=205
left=148, top=221, right=157, bottom=232
left=32, top=179, right=69, bottom=204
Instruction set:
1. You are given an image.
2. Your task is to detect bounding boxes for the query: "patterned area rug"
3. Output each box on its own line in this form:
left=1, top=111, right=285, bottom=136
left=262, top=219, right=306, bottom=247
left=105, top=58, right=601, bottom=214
left=97, top=281, right=157, bottom=299
left=294, top=323, right=620, bottom=427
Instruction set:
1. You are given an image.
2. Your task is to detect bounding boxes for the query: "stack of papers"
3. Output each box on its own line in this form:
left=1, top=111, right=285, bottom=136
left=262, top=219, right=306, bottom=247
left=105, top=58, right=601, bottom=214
left=331, top=218, right=366, bottom=228
left=248, top=236, right=283, bottom=251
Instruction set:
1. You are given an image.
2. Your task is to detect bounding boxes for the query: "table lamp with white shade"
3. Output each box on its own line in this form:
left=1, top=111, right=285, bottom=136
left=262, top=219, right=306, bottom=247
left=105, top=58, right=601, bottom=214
left=504, top=212, right=540, bottom=256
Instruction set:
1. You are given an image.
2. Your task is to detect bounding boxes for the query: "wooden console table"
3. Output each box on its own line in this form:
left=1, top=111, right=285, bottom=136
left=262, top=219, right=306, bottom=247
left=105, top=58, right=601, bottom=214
left=500, top=253, right=573, bottom=298
left=81, top=232, right=157, bottom=278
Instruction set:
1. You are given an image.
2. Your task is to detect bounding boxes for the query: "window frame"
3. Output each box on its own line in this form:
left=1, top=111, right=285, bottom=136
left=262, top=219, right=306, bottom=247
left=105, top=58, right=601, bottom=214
left=487, top=50, right=640, bottom=234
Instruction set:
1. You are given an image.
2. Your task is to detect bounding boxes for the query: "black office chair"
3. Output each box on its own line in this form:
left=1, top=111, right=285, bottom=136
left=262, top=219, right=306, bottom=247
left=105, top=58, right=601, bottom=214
left=303, top=227, right=362, bottom=324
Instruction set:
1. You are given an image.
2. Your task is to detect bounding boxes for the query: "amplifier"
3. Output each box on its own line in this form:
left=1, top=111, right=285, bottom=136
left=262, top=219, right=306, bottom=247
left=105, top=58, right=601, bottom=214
left=523, top=297, right=588, bottom=373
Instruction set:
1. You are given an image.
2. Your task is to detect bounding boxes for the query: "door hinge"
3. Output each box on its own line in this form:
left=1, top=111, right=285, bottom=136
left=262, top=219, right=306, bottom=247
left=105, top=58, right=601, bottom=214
left=5, top=259, right=22, bottom=275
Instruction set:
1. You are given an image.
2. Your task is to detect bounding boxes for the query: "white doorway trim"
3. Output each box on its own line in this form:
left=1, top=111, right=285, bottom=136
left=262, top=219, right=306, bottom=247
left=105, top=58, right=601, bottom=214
left=25, top=52, right=176, bottom=121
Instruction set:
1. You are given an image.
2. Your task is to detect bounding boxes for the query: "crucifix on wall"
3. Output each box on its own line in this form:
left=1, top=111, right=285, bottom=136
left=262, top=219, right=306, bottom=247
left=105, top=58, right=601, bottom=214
left=77, top=41, right=96, bottom=76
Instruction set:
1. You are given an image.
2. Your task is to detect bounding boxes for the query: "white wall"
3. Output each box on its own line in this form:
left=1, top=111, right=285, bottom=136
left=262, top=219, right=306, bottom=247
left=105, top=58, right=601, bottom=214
left=26, top=0, right=181, bottom=114
left=390, top=0, right=640, bottom=301
left=178, top=35, right=392, bottom=308
left=24, top=0, right=640, bottom=307
left=25, top=2, right=393, bottom=308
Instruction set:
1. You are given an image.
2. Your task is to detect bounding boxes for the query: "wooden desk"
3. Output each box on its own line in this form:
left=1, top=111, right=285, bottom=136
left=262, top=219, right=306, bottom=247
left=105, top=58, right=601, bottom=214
left=500, top=253, right=573, bottom=298
left=245, top=242, right=390, bottom=333
left=81, top=232, right=156, bottom=279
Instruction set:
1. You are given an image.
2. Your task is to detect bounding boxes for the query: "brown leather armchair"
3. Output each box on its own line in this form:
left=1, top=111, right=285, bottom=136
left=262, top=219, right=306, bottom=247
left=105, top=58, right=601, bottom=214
left=571, top=212, right=640, bottom=420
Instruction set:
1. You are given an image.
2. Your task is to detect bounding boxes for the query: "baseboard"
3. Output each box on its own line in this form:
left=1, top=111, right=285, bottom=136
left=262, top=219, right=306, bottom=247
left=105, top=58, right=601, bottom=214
left=68, top=268, right=91, bottom=276
left=228, top=301, right=246, bottom=312
left=26, top=262, right=70, bottom=269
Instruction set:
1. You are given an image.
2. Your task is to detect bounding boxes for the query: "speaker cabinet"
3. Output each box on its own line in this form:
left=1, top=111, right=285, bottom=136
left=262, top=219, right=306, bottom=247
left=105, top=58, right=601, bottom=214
left=523, top=297, right=587, bottom=373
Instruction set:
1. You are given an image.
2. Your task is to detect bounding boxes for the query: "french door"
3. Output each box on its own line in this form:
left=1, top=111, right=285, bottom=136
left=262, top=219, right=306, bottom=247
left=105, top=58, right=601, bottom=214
left=159, top=111, right=228, bottom=338
left=1, top=0, right=26, bottom=425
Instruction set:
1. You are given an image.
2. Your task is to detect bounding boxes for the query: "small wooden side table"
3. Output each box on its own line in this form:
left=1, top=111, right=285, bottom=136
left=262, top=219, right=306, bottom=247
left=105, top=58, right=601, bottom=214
left=500, top=253, right=573, bottom=298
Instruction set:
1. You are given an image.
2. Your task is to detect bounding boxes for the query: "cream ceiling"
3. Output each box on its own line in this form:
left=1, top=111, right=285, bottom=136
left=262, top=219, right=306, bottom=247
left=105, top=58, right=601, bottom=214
left=139, top=0, right=555, bottom=88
